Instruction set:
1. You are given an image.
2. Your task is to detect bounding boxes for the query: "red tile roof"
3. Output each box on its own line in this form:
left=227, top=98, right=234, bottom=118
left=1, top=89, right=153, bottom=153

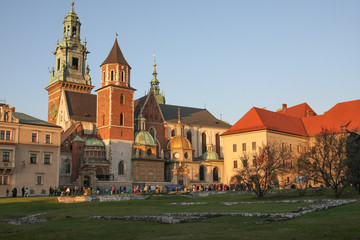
left=280, top=103, right=317, bottom=118
left=101, top=38, right=130, bottom=67
left=222, top=99, right=360, bottom=137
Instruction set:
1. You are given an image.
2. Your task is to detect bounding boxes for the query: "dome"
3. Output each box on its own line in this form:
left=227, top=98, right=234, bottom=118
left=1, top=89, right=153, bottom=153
left=84, top=138, right=105, bottom=147
left=134, top=130, right=157, bottom=146
left=72, top=134, right=85, bottom=142
left=201, top=151, right=220, bottom=161
left=166, top=136, right=192, bottom=150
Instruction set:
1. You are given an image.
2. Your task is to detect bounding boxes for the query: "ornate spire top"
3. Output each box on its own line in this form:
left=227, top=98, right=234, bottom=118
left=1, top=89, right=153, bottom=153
left=178, top=107, right=181, bottom=124
left=153, top=53, right=157, bottom=75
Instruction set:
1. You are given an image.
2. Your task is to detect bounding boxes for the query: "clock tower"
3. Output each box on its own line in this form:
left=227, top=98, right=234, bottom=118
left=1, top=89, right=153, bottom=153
left=45, top=2, right=94, bottom=124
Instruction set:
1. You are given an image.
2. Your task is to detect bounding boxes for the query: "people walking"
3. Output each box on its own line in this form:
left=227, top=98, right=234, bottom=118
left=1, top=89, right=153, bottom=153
left=21, top=186, right=25, bottom=197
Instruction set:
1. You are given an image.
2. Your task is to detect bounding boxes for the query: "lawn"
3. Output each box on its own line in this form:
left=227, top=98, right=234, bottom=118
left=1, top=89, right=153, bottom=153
left=0, top=189, right=359, bottom=240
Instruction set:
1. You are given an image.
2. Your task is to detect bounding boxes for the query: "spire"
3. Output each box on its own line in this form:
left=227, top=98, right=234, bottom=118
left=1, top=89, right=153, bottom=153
left=175, top=107, right=184, bottom=137
left=149, top=53, right=166, bottom=104
left=178, top=107, right=181, bottom=124
left=101, top=37, right=130, bottom=67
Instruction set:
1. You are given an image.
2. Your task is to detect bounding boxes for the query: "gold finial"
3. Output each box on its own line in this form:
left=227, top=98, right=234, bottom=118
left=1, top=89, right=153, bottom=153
left=177, top=107, right=181, bottom=123
left=153, top=52, right=157, bottom=67
left=71, top=1, right=74, bottom=6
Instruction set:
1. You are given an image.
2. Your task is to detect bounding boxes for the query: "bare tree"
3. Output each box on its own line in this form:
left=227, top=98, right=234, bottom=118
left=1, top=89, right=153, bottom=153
left=235, top=143, right=292, bottom=198
left=298, top=129, right=347, bottom=198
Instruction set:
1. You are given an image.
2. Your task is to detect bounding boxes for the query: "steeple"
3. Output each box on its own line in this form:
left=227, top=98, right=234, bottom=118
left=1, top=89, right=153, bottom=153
left=175, top=107, right=184, bottom=137
left=101, top=37, right=130, bottom=67
left=149, top=54, right=166, bottom=104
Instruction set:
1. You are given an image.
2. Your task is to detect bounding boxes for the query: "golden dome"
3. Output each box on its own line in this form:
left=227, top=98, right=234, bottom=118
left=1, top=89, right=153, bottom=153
left=166, top=136, right=192, bottom=150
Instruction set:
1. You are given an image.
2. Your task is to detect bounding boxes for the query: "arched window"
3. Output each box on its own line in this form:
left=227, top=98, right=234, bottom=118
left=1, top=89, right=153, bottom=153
left=121, top=71, right=124, bottom=82
left=103, top=71, right=106, bottom=82
left=213, top=167, right=219, bottom=182
left=110, top=70, right=114, bottom=81
left=171, top=129, right=175, bottom=137
left=216, top=133, right=220, bottom=156
left=149, top=127, right=156, bottom=139
left=118, top=161, right=124, bottom=175
left=120, top=94, right=124, bottom=104
left=120, top=113, right=124, bottom=126
left=202, top=132, right=207, bottom=154
left=199, top=166, right=204, bottom=181
left=187, top=131, right=192, bottom=144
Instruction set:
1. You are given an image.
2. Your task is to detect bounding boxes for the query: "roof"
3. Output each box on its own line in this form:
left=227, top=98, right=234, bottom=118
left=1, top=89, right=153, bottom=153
left=12, top=112, right=60, bottom=128
left=159, top=104, right=231, bottom=128
left=280, top=103, right=317, bottom=118
left=65, top=91, right=96, bottom=123
left=84, top=138, right=105, bottom=147
left=201, top=151, right=220, bottom=161
left=101, top=38, right=130, bottom=67
left=222, top=107, right=308, bottom=136
left=61, top=122, right=82, bottom=143
left=134, top=130, right=157, bottom=146
left=302, top=99, right=360, bottom=136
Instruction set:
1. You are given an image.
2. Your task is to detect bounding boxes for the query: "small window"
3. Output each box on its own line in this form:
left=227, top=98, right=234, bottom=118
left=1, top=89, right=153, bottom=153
left=171, top=130, right=175, bottom=137
left=187, top=131, right=192, bottom=144
left=199, top=166, right=205, bottom=181
left=2, top=152, right=10, bottom=162
left=6, top=131, right=11, bottom=140
left=30, top=153, right=37, bottom=164
left=0, top=176, right=9, bottom=185
left=233, top=144, right=237, bottom=152
left=57, top=58, right=60, bottom=71
left=121, top=71, right=124, bottom=82
left=44, top=154, right=51, bottom=164
left=242, top=143, right=246, bottom=151
left=103, top=71, right=106, bottom=82
left=252, top=142, right=256, bottom=151
left=147, top=149, right=152, bottom=156
left=297, top=145, right=300, bottom=153
left=72, top=57, right=78, bottom=70
left=242, top=159, right=248, bottom=168
left=290, top=144, right=293, bottom=152
left=45, top=134, right=51, bottom=144
left=120, top=94, right=124, bottom=104
left=184, top=152, right=189, bottom=159
left=36, top=176, right=42, bottom=185
left=118, top=161, right=124, bottom=175
left=72, top=26, right=76, bottom=37
left=120, top=113, right=124, bottom=126
left=110, top=70, right=114, bottom=81
left=32, top=133, right=38, bottom=143
left=0, top=130, right=4, bottom=140
left=233, top=160, right=238, bottom=169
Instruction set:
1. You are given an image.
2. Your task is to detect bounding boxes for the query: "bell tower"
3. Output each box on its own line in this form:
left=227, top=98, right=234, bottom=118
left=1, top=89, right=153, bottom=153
left=96, top=37, right=136, bottom=182
left=45, top=2, right=94, bottom=124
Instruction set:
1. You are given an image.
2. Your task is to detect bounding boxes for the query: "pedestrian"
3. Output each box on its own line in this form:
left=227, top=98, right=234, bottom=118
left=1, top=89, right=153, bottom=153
left=6, top=188, right=9, bottom=197
left=25, top=187, right=29, bottom=197
left=12, top=187, right=17, bottom=197
left=21, top=186, right=25, bottom=197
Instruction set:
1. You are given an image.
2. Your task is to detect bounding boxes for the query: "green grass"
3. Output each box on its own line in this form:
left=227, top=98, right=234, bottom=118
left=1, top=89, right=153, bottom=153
left=0, top=189, right=359, bottom=240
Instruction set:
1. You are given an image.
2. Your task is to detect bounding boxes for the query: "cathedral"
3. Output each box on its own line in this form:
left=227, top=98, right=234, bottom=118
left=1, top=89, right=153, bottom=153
left=46, top=3, right=231, bottom=190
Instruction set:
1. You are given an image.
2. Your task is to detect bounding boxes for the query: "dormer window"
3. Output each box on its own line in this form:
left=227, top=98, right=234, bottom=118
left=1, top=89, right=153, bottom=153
left=72, top=57, right=78, bottom=70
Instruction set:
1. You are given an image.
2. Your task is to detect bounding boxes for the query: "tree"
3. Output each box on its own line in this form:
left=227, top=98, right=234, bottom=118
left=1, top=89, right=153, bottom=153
left=235, top=143, right=292, bottom=198
left=345, top=130, right=360, bottom=194
left=298, top=129, right=347, bottom=198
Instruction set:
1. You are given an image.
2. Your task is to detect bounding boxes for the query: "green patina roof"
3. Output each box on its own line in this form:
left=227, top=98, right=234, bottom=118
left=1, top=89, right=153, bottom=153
left=84, top=138, right=105, bottom=147
left=134, top=130, right=157, bottom=146
left=201, top=151, right=220, bottom=161
left=72, top=134, right=85, bottom=142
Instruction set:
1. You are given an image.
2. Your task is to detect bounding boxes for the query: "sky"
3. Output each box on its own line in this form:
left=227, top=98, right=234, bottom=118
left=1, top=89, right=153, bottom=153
left=0, top=0, right=359, bottom=125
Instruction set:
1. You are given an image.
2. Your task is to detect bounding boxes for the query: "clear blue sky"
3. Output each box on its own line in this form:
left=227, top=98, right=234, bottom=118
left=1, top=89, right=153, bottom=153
left=0, top=1, right=359, bottom=125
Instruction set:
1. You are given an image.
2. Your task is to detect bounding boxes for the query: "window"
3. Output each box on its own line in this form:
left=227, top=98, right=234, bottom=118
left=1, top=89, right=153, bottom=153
left=3, top=152, right=10, bottom=162
left=120, top=113, right=124, bottom=126
left=233, top=144, right=237, bottom=152
left=0, top=130, right=4, bottom=140
left=147, top=148, right=152, bottom=156
left=32, top=133, right=38, bottom=143
left=297, top=145, right=301, bottom=153
left=120, top=94, right=124, bottom=104
left=252, top=142, right=256, bottom=151
left=118, top=161, right=124, bottom=175
left=0, top=176, right=9, bottom=185
left=290, top=144, right=293, bottom=152
left=44, top=154, right=51, bottom=164
left=121, top=71, right=124, bottom=82
left=171, top=130, right=175, bottom=137
left=242, top=143, right=246, bottom=151
left=62, top=159, right=71, bottom=174
left=187, top=131, right=192, bottom=144
left=149, top=127, right=156, bottom=139
left=103, top=71, right=106, bottom=82
left=110, top=70, right=114, bottom=81
left=202, top=132, right=207, bottom=154
left=72, top=57, right=78, bottom=70
left=36, top=176, right=42, bottom=185
left=57, top=58, right=60, bottom=71
left=30, top=153, right=37, bottom=164
left=233, top=160, right=238, bottom=169
left=242, top=159, right=248, bottom=168
left=199, top=166, right=205, bottom=181
left=5, top=131, right=11, bottom=140
left=45, top=134, right=51, bottom=144
left=216, top=133, right=220, bottom=156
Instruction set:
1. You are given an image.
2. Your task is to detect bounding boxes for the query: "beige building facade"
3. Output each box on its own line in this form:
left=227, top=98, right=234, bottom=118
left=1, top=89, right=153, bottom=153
left=0, top=104, right=62, bottom=197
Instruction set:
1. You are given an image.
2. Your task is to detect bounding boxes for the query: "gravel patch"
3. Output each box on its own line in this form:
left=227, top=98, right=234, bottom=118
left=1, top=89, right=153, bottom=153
left=170, top=202, right=208, bottom=206
left=6, top=213, right=48, bottom=225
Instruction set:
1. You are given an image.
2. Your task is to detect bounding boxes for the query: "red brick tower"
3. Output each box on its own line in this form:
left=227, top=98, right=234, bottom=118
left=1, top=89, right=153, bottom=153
left=96, top=37, right=135, bottom=182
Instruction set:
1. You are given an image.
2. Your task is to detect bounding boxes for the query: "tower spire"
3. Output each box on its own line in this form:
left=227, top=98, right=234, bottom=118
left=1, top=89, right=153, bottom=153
left=149, top=53, right=165, bottom=104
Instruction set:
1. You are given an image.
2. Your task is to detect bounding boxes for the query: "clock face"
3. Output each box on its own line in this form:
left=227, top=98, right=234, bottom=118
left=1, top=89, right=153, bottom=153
left=174, top=152, right=180, bottom=159
left=50, top=104, right=57, bottom=120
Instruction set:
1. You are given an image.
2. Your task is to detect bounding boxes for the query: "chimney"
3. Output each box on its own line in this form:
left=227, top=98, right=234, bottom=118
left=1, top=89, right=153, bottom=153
left=282, top=103, right=287, bottom=112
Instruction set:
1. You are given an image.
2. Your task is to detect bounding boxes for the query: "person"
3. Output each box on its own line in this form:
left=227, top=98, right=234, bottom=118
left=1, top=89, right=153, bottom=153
left=6, top=188, right=9, bottom=198
left=21, top=186, right=25, bottom=197
left=66, top=186, right=70, bottom=196
left=25, top=187, right=29, bottom=197
left=12, top=188, right=17, bottom=197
